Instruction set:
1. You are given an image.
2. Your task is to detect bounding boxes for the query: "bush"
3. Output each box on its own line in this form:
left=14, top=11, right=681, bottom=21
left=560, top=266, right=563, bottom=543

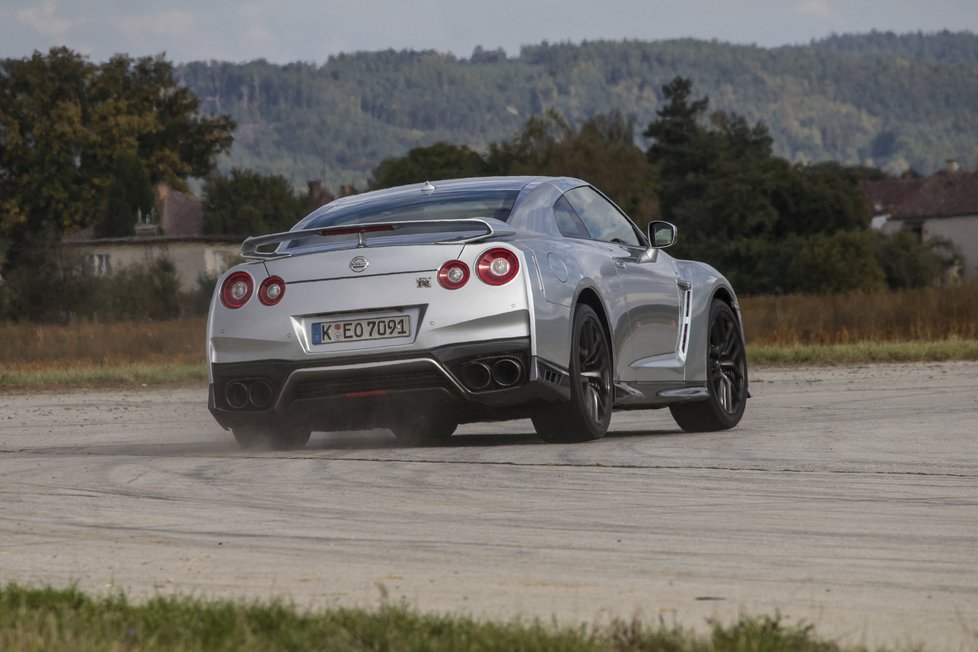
left=0, top=247, right=186, bottom=323
left=0, top=233, right=97, bottom=322
left=90, top=258, right=182, bottom=321
left=183, top=272, right=219, bottom=316
left=875, top=231, right=945, bottom=289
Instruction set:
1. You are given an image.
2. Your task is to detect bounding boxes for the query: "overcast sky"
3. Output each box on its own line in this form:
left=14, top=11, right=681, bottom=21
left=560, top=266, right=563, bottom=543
left=1, top=0, right=976, bottom=64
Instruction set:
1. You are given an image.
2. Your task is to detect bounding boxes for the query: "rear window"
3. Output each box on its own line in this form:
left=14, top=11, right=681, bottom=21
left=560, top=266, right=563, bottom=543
left=283, top=188, right=520, bottom=253
left=304, top=189, right=519, bottom=229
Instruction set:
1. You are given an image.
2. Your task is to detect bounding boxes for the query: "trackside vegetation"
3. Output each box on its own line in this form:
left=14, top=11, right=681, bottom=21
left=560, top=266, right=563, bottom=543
left=1, top=46, right=961, bottom=317
left=1, top=282, right=976, bottom=389
left=0, top=583, right=867, bottom=652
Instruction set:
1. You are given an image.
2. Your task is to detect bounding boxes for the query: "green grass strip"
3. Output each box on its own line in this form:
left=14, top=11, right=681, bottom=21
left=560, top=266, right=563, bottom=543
left=0, top=363, right=207, bottom=389
left=748, top=339, right=978, bottom=365
left=0, top=583, right=857, bottom=652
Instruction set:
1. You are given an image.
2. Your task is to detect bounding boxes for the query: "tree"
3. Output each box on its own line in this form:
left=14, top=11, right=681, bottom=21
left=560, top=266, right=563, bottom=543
left=644, top=77, right=884, bottom=294
left=368, top=110, right=660, bottom=228
left=0, top=48, right=235, bottom=273
left=643, top=77, right=711, bottom=176
left=370, top=142, right=490, bottom=189
left=203, top=168, right=307, bottom=236
left=94, top=154, right=155, bottom=238
left=488, top=109, right=659, bottom=227
left=486, top=109, right=573, bottom=173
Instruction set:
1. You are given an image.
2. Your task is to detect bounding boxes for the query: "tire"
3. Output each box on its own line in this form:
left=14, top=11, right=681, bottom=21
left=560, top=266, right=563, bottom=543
left=390, top=412, right=458, bottom=446
left=532, top=304, right=613, bottom=443
left=669, top=300, right=748, bottom=432
left=231, top=424, right=311, bottom=451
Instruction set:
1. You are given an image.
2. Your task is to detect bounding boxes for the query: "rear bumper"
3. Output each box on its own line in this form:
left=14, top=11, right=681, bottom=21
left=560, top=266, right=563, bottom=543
left=208, top=337, right=570, bottom=431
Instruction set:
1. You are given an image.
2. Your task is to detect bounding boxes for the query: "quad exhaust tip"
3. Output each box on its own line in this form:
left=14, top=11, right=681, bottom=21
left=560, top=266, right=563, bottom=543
left=225, top=379, right=275, bottom=410
left=461, top=357, right=524, bottom=391
left=491, top=358, right=522, bottom=387
left=225, top=381, right=250, bottom=410
left=463, top=362, right=493, bottom=391
left=249, top=380, right=274, bottom=409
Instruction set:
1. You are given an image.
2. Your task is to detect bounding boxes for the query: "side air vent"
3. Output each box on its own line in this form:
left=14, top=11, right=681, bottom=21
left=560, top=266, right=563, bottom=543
left=678, top=283, right=692, bottom=361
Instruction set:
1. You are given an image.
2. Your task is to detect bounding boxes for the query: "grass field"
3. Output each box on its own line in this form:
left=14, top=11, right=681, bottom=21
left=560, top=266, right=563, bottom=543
left=0, top=583, right=862, bottom=652
left=741, top=282, right=978, bottom=345
left=1, top=284, right=976, bottom=389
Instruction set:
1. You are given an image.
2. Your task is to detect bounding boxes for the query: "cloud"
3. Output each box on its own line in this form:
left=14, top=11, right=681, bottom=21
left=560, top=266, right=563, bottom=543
left=245, top=22, right=276, bottom=50
left=796, top=0, right=836, bottom=20
left=111, top=9, right=195, bottom=38
left=17, top=0, right=79, bottom=38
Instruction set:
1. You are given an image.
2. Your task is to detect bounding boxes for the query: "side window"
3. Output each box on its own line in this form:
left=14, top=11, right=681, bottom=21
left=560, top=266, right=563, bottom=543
left=564, top=186, right=641, bottom=247
left=553, top=195, right=590, bottom=238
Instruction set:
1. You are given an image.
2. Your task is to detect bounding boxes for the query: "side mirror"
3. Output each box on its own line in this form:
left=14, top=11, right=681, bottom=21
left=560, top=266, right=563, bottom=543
left=649, top=221, right=677, bottom=248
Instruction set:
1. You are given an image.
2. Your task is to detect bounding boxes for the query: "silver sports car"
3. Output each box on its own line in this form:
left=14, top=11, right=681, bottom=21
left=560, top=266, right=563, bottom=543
left=207, top=176, right=748, bottom=449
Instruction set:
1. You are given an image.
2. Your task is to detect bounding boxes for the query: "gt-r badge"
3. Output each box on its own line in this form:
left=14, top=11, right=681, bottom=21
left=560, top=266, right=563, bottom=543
left=349, top=256, right=369, bottom=272
left=417, top=277, right=432, bottom=288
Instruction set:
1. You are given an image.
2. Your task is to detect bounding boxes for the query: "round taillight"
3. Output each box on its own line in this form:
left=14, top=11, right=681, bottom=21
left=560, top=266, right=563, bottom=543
left=258, top=276, right=286, bottom=306
left=437, top=260, right=470, bottom=290
left=220, top=271, right=253, bottom=309
left=476, top=248, right=519, bottom=286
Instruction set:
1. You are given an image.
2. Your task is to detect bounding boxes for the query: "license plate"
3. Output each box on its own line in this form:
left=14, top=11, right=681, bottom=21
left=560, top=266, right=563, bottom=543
left=311, top=315, right=410, bottom=345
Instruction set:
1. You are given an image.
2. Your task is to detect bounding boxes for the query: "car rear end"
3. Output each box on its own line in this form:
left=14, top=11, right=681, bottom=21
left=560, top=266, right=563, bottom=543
left=206, top=235, right=562, bottom=434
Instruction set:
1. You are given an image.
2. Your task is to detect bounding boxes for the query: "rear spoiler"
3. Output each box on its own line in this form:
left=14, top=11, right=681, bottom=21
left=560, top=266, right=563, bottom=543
left=241, top=218, right=516, bottom=260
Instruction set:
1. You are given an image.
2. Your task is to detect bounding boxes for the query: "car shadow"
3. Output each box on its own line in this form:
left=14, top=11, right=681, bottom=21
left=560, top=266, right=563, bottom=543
left=308, top=426, right=688, bottom=451
left=18, top=426, right=690, bottom=458
left=605, top=428, right=687, bottom=439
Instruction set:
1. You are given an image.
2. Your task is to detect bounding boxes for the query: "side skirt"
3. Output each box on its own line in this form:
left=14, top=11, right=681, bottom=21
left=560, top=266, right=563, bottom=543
left=613, top=381, right=708, bottom=409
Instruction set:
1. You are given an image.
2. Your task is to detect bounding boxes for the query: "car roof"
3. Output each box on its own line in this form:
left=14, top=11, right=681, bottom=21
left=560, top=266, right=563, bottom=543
left=325, top=176, right=586, bottom=210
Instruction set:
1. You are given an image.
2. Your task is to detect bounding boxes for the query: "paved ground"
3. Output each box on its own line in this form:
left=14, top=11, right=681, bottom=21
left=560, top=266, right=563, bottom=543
left=1, top=362, right=976, bottom=649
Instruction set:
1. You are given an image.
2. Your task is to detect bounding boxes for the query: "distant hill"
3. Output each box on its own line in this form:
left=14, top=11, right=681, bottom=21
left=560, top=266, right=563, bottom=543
left=175, top=31, right=978, bottom=188
left=810, top=29, right=978, bottom=63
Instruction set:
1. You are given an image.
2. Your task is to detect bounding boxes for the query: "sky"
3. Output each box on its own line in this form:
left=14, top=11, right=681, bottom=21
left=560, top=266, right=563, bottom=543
left=0, top=0, right=978, bottom=63
left=1, top=0, right=976, bottom=64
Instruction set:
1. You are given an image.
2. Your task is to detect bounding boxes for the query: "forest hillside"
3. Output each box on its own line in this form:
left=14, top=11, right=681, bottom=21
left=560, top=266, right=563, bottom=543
left=175, top=31, right=978, bottom=187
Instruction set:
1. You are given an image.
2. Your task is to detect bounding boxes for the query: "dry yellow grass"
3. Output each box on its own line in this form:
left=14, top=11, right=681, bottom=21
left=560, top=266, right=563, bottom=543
left=740, top=282, right=978, bottom=345
left=0, top=318, right=206, bottom=368
left=1, top=283, right=976, bottom=377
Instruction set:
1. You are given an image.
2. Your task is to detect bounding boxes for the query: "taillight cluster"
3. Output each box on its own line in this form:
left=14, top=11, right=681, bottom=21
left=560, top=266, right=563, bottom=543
left=438, top=248, right=520, bottom=290
left=437, top=260, right=469, bottom=290
left=220, top=272, right=286, bottom=309
left=221, top=248, right=520, bottom=307
left=257, top=277, right=286, bottom=305
left=476, top=248, right=519, bottom=286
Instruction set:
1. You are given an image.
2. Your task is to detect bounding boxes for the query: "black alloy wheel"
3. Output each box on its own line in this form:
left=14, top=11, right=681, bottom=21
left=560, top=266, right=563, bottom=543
left=669, top=300, right=748, bottom=432
left=532, top=304, right=613, bottom=443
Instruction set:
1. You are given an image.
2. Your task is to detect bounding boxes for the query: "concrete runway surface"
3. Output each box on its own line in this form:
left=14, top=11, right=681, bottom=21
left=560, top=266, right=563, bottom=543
left=1, top=362, right=976, bottom=649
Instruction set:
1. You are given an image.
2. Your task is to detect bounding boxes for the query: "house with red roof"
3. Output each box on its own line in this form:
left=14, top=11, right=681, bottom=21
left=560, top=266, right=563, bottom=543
left=862, top=162, right=978, bottom=281
left=64, top=180, right=342, bottom=292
